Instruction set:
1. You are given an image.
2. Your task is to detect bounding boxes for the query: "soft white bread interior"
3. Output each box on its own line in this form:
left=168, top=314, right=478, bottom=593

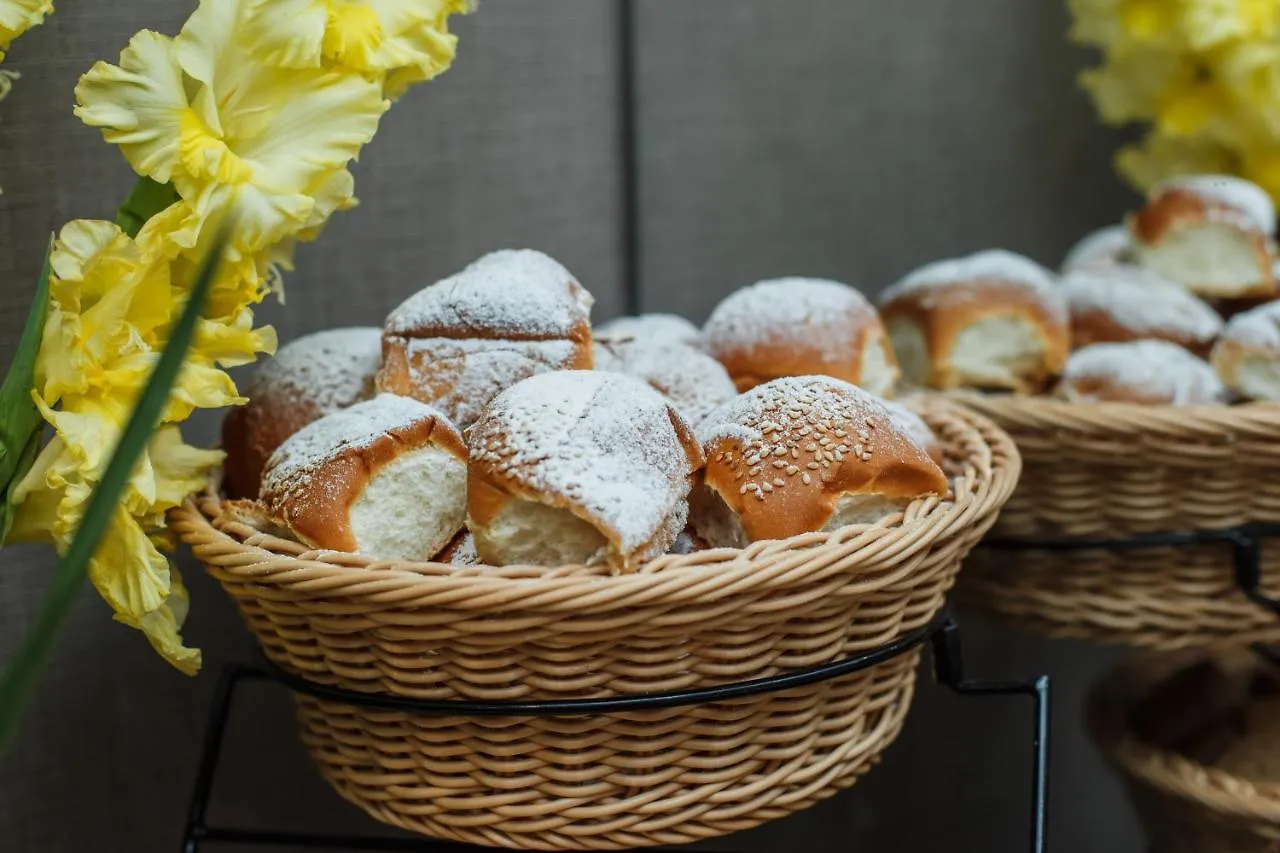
left=467, top=370, right=704, bottom=571
left=1058, top=340, right=1226, bottom=405
left=692, top=376, right=948, bottom=546
left=703, top=277, right=899, bottom=394
left=1211, top=300, right=1280, bottom=401
left=261, top=394, right=468, bottom=561
left=1131, top=175, right=1277, bottom=299
left=221, top=327, right=381, bottom=499
left=594, top=338, right=737, bottom=427
left=376, top=249, right=595, bottom=428
left=879, top=250, right=1069, bottom=393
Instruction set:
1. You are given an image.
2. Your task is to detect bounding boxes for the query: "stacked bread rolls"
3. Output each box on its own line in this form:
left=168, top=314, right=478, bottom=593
left=222, top=249, right=949, bottom=570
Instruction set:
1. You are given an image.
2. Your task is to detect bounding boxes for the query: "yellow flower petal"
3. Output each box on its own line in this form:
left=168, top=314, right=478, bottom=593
left=88, top=509, right=171, bottom=631
left=117, top=565, right=201, bottom=675
left=0, top=0, right=52, bottom=61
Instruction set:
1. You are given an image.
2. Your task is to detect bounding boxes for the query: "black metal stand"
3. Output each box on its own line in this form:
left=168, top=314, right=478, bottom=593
left=180, top=610, right=1049, bottom=853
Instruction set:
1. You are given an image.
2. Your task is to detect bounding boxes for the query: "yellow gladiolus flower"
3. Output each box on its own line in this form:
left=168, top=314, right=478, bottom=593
left=243, top=0, right=471, bottom=97
left=74, top=0, right=387, bottom=259
left=1081, top=44, right=1197, bottom=124
left=0, top=0, right=51, bottom=62
left=1180, top=0, right=1279, bottom=50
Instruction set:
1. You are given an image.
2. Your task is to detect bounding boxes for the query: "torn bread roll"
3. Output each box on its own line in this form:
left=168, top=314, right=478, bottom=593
left=879, top=250, right=1069, bottom=393
left=594, top=338, right=737, bottom=427
left=467, top=371, right=704, bottom=571
left=1211, top=301, right=1280, bottom=401
left=1061, top=224, right=1133, bottom=273
left=1130, top=175, right=1277, bottom=299
left=261, top=395, right=468, bottom=561
left=595, top=313, right=704, bottom=350
left=221, top=327, right=382, bottom=499
left=1063, top=265, right=1223, bottom=355
left=692, top=376, right=948, bottom=547
left=376, top=249, right=594, bottom=428
left=703, top=277, right=899, bottom=395
left=1058, top=340, right=1226, bottom=405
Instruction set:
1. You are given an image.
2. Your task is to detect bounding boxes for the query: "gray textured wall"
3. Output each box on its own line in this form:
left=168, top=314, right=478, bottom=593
left=0, top=2, right=1140, bottom=851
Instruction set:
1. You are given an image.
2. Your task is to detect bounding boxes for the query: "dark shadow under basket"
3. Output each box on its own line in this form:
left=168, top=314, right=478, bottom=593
left=955, top=394, right=1280, bottom=651
left=171, top=402, right=1019, bottom=850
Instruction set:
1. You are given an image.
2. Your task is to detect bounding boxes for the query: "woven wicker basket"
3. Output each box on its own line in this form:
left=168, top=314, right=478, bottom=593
left=1090, top=652, right=1280, bottom=853
left=955, top=395, right=1280, bottom=650
left=172, top=403, right=1018, bottom=850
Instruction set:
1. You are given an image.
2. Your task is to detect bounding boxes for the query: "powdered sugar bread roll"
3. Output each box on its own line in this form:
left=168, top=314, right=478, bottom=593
left=1061, top=224, right=1133, bottom=273
left=1131, top=175, right=1278, bottom=299
left=692, top=376, right=948, bottom=547
left=595, top=313, right=704, bottom=350
left=1211, top=301, right=1280, bottom=401
left=879, top=250, right=1069, bottom=393
left=703, top=278, right=899, bottom=395
left=467, top=371, right=704, bottom=571
left=1058, top=341, right=1226, bottom=405
left=595, top=338, right=737, bottom=427
left=434, top=528, right=482, bottom=567
left=377, top=249, right=595, bottom=428
left=261, top=394, right=468, bottom=561
left=1063, top=265, right=1223, bottom=355
left=221, top=327, right=382, bottom=499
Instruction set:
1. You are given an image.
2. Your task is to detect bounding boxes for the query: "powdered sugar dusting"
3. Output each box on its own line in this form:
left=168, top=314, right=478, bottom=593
left=704, top=278, right=876, bottom=356
left=1062, top=266, right=1223, bottom=342
left=1061, top=225, right=1132, bottom=272
left=881, top=250, right=1066, bottom=321
left=697, top=376, right=933, bottom=499
left=469, top=371, right=698, bottom=556
left=595, top=314, right=703, bottom=349
left=393, top=337, right=577, bottom=428
left=596, top=339, right=737, bottom=426
left=384, top=249, right=593, bottom=339
left=263, top=394, right=450, bottom=503
left=1153, top=175, right=1276, bottom=234
left=1222, top=300, right=1280, bottom=350
left=246, top=327, right=381, bottom=415
left=1062, top=341, right=1225, bottom=404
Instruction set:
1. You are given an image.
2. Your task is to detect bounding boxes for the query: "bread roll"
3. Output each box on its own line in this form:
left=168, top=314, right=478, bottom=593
left=434, top=528, right=482, bottom=567
left=879, top=250, right=1069, bottom=393
left=703, top=277, right=899, bottom=395
left=1063, top=265, right=1223, bottom=355
left=1061, top=224, right=1133, bottom=273
left=595, top=313, right=703, bottom=350
left=1058, top=340, right=1226, bottom=405
left=594, top=338, right=737, bottom=426
left=221, top=327, right=381, bottom=499
left=261, top=395, right=467, bottom=561
left=692, top=376, right=948, bottom=547
left=1211, top=301, right=1280, bottom=401
left=376, top=249, right=594, bottom=428
left=467, top=371, right=704, bottom=571
left=1130, top=175, right=1277, bottom=299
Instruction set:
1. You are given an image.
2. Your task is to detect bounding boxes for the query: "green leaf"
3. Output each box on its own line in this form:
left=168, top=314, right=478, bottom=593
left=0, top=428, right=43, bottom=544
left=0, top=226, right=229, bottom=756
left=116, top=177, right=180, bottom=238
left=0, top=240, right=52, bottom=495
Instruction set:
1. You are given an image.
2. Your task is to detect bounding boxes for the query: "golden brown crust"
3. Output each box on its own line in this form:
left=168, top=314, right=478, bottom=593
left=1130, top=190, right=1277, bottom=299
left=881, top=279, right=1069, bottom=393
left=261, top=405, right=466, bottom=553
left=698, top=377, right=947, bottom=543
left=716, top=322, right=890, bottom=393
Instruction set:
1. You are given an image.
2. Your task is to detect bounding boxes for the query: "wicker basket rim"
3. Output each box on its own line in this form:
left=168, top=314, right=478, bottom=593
left=1089, top=653, right=1280, bottom=823
left=956, top=391, right=1280, bottom=437
left=172, top=401, right=1019, bottom=601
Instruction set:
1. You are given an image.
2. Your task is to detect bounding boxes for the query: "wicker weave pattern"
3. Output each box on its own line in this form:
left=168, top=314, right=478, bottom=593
left=1091, top=655, right=1280, bottom=853
left=955, top=395, right=1280, bottom=650
left=173, top=404, right=1018, bottom=849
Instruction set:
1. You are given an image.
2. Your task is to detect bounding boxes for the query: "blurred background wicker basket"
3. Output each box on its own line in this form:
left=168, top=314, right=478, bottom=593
left=170, top=403, right=1019, bottom=850
left=955, top=395, right=1280, bottom=650
left=1089, top=651, right=1280, bottom=853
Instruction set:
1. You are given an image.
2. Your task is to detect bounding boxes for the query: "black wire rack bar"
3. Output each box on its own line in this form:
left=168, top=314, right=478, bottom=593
left=180, top=610, right=1050, bottom=853
left=980, top=521, right=1280, bottom=619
